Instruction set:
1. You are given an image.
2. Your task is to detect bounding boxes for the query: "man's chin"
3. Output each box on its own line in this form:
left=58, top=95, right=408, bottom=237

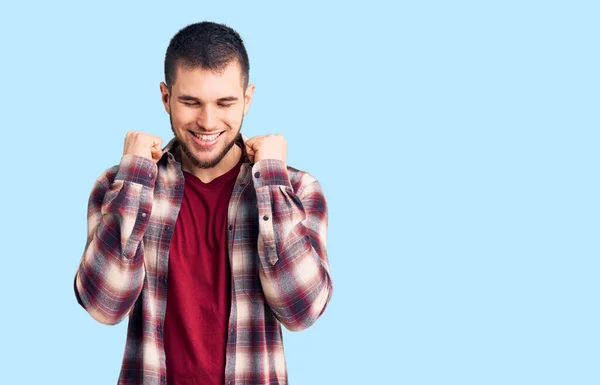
left=182, top=143, right=233, bottom=169
left=192, top=155, right=220, bottom=169
left=185, top=151, right=220, bottom=169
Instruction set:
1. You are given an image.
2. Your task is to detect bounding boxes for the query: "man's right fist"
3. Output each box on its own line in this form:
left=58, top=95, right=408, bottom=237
left=123, top=131, right=163, bottom=163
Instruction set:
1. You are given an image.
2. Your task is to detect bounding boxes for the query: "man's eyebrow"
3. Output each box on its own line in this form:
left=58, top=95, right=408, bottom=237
left=177, top=95, right=239, bottom=102
left=177, top=95, right=200, bottom=101
left=216, top=96, right=239, bottom=102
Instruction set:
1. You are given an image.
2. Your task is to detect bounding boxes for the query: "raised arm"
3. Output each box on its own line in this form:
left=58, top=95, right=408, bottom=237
left=253, top=159, right=333, bottom=331
left=75, top=132, right=163, bottom=325
left=74, top=154, right=158, bottom=325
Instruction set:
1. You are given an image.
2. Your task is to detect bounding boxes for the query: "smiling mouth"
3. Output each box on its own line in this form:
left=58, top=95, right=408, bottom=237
left=190, top=131, right=224, bottom=141
left=188, top=130, right=225, bottom=148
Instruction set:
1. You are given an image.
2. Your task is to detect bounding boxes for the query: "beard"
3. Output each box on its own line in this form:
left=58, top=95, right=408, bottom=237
left=170, top=114, right=243, bottom=169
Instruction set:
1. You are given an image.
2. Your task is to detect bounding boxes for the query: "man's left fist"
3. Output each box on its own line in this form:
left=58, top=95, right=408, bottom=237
left=245, top=134, right=287, bottom=164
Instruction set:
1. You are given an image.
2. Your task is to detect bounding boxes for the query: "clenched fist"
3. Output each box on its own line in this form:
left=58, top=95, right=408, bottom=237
left=245, top=134, right=287, bottom=164
left=123, top=131, right=163, bottom=163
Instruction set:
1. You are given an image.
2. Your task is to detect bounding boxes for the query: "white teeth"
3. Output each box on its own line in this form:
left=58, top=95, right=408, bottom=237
left=192, top=132, right=220, bottom=141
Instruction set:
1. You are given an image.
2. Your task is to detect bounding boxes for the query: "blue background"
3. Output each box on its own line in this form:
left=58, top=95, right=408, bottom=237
left=1, top=1, right=598, bottom=384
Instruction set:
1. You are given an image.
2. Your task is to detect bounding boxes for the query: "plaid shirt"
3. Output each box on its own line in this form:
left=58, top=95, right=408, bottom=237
left=74, top=135, right=332, bottom=385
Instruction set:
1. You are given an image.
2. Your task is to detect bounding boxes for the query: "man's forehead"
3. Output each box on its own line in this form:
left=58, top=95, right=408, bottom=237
left=175, top=60, right=242, bottom=80
left=172, top=62, right=244, bottom=94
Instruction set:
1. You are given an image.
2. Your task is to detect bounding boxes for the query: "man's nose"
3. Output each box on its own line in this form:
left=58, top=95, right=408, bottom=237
left=196, top=105, right=219, bottom=131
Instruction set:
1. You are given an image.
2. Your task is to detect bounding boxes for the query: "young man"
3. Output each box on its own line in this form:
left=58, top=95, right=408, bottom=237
left=74, top=22, right=332, bottom=385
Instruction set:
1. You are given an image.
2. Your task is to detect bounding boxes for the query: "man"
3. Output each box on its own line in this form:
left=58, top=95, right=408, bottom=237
left=74, top=21, right=332, bottom=385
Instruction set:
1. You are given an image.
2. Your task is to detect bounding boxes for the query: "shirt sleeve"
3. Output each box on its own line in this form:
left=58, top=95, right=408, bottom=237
left=74, top=154, right=157, bottom=325
left=252, top=159, right=333, bottom=331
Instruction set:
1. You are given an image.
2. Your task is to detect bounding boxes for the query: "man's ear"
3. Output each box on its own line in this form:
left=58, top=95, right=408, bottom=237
left=243, top=84, right=255, bottom=116
left=160, top=82, right=171, bottom=114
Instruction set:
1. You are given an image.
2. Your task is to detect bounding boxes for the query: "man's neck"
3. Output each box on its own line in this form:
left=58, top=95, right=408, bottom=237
left=180, top=144, right=242, bottom=183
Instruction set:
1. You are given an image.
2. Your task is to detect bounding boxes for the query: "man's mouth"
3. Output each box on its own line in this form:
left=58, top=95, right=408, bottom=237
left=190, top=131, right=223, bottom=141
left=189, top=130, right=224, bottom=146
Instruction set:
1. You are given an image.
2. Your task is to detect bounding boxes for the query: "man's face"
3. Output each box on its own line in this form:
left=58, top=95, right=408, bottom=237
left=160, top=62, right=254, bottom=168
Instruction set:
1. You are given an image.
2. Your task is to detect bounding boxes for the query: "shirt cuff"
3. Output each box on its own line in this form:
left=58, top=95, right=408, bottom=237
left=114, top=154, right=158, bottom=188
left=251, top=159, right=292, bottom=188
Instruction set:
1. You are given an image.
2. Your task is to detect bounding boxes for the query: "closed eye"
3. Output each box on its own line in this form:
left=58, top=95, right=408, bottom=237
left=177, top=95, right=238, bottom=108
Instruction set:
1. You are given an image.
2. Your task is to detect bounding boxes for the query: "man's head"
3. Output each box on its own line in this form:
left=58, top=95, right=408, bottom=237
left=160, top=21, right=254, bottom=169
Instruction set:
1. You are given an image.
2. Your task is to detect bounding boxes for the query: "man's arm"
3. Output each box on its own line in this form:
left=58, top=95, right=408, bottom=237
left=252, top=159, right=333, bottom=332
left=74, top=154, right=157, bottom=325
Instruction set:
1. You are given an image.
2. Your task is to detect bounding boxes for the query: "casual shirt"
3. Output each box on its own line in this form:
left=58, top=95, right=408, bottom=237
left=74, top=135, right=332, bottom=385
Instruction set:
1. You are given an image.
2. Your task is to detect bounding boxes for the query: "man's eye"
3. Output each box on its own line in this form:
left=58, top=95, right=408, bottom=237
left=218, top=103, right=233, bottom=108
left=182, top=102, right=199, bottom=107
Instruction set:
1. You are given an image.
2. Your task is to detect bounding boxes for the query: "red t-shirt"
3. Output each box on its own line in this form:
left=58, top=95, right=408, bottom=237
left=164, top=158, right=241, bottom=385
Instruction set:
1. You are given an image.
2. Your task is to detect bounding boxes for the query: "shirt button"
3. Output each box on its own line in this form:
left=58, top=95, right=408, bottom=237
left=254, top=171, right=261, bottom=178
left=141, top=212, right=147, bottom=218
left=263, top=215, right=269, bottom=221
left=149, top=173, right=154, bottom=179
left=240, top=183, right=246, bottom=187
left=228, top=225, right=233, bottom=231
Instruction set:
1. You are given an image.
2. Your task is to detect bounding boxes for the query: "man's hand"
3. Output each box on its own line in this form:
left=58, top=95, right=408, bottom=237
left=123, top=131, right=163, bottom=163
left=245, top=134, right=287, bottom=164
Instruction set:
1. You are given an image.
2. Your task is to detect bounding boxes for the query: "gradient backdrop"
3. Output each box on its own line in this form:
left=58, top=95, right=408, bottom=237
left=0, top=1, right=598, bottom=384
